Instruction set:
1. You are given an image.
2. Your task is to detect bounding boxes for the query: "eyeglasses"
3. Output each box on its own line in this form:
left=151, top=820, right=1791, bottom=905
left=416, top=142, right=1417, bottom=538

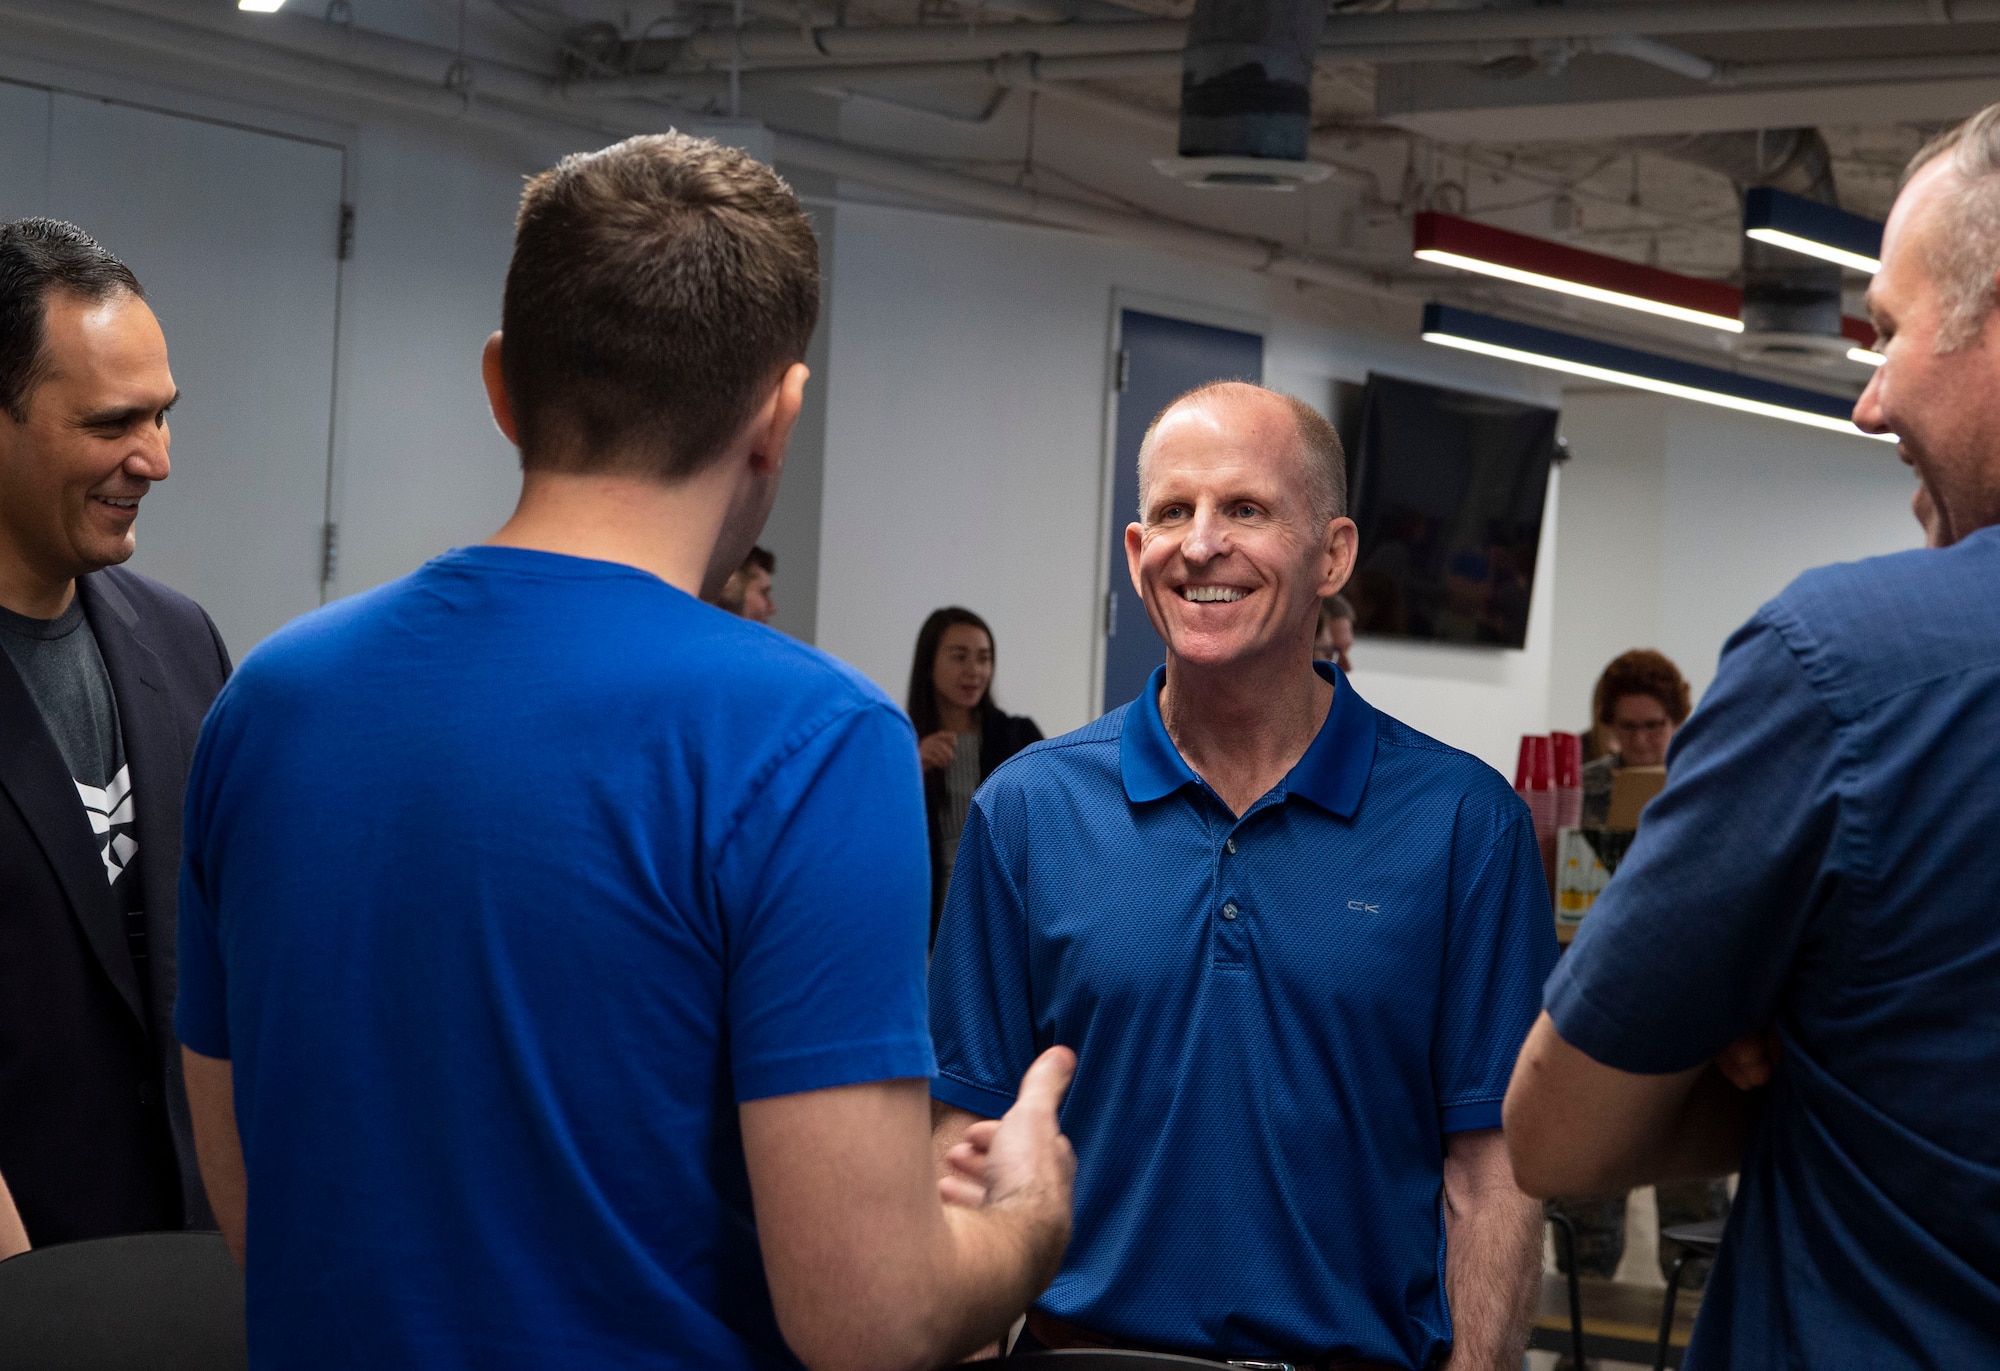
left=1613, top=719, right=1670, bottom=737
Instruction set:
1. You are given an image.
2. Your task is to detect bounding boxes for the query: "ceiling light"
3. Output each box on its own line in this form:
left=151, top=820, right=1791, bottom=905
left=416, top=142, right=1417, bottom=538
left=1848, top=347, right=1886, bottom=367
left=1420, top=304, right=1893, bottom=443
left=1413, top=212, right=1743, bottom=333
left=1743, top=188, right=1883, bottom=275
left=238, top=0, right=287, bottom=10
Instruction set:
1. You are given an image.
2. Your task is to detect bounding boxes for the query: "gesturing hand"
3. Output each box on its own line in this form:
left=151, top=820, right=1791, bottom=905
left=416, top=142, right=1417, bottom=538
left=939, top=1048, right=1077, bottom=1271
left=920, top=730, right=960, bottom=772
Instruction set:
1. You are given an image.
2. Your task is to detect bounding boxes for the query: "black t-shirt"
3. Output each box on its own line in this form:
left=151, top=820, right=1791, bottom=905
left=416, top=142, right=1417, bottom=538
left=0, top=596, right=147, bottom=985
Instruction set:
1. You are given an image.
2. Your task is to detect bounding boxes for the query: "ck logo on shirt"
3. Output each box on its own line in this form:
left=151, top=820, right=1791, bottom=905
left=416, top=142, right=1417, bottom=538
left=1347, top=899, right=1380, bottom=914
left=77, top=765, right=138, bottom=885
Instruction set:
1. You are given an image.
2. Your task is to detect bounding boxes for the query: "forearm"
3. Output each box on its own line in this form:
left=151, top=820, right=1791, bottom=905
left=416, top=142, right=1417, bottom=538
left=1506, top=1015, right=1757, bottom=1198
left=181, top=1048, right=247, bottom=1266
left=1443, top=1187, right=1541, bottom=1370
left=1442, top=1130, right=1542, bottom=1371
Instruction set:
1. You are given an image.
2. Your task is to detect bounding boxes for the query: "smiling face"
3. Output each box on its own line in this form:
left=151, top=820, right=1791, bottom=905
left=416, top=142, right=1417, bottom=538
left=932, top=622, right=994, bottom=716
left=1125, top=385, right=1357, bottom=677
left=0, top=290, right=175, bottom=608
left=1854, top=157, right=2000, bottom=545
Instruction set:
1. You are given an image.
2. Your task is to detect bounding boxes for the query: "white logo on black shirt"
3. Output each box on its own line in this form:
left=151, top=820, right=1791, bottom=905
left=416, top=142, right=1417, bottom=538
left=77, top=764, right=137, bottom=885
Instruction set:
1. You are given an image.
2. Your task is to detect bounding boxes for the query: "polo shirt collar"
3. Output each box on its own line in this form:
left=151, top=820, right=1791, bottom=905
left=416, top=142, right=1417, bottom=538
left=1120, top=661, right=1378, bottom=817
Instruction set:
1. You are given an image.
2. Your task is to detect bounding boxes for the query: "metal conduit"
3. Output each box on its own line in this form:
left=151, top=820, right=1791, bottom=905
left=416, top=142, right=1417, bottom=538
left=0, top=0, right=1402, bottom=306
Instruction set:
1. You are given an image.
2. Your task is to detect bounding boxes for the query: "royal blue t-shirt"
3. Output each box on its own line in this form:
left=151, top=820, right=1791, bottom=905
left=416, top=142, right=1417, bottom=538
left=929, top=665, right=1555, bottom=1367
left=1547, top=528, right=2000, bottom=1369
left=176, top=547, right=937, bottom=1371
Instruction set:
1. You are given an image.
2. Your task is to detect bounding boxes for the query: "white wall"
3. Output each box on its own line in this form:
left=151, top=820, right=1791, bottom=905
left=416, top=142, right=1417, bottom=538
left=1549, top=390, right=1920, bottom=731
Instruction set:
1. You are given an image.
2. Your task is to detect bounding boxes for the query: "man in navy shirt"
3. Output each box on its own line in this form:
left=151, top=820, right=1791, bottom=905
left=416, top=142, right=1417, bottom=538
left=175, top=133, right=1076, bottom=1371
left=1506, top=106, right=2000, bottom=1368
left=930, top=382, right=1555, bottom=1369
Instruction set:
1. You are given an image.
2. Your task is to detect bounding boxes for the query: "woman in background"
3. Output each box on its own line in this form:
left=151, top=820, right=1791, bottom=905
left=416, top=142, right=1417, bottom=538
left=906, top=608, right=1042, bottom=943
left=1581, top=649, right=1691, bottom=827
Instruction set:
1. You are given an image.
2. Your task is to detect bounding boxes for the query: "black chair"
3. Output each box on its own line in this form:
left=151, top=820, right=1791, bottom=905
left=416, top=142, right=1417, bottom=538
left=1652, top=1217, right=1726, bottom=1371
left=0, top=1232, right=246, bottom=1371
left=1547, top=1210, right=1586, bottom=1369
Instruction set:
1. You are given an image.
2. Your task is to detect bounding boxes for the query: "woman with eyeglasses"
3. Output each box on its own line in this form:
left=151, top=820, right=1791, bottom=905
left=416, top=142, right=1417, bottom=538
left=1580, top=649, right=1690, bottom=828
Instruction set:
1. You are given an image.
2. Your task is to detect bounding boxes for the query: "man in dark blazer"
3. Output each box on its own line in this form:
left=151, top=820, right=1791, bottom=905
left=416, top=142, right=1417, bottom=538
left=0, top=219, right=230, bottom=1245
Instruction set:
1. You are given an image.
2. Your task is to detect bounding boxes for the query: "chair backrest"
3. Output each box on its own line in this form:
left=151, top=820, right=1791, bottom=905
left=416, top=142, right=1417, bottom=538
left=0, top=1232, right=246, bottom=1371
left=1009, top=1352, right=1236, bottom=1369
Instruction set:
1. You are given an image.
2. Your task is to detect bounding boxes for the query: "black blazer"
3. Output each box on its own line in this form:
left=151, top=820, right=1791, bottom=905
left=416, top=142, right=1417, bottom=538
left=925, top=704, right=1042, bottom=939
left=0, top=566, right=230, bottom=1245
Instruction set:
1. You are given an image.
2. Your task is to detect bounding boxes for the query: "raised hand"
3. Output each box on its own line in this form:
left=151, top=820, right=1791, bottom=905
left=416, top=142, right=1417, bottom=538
left=919, top=730, right=959, bottom=772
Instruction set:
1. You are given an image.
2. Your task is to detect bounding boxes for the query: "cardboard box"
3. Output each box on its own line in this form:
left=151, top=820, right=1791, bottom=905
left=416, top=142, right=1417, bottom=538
left=1605, top=765, right=1666, bottom=830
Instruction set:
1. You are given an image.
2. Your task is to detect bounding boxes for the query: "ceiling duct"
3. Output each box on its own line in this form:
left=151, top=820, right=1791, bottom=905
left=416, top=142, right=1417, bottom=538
left=1637, top=129, right=1852, bottom=365
left=1155, top=0, right=1330, bottom=189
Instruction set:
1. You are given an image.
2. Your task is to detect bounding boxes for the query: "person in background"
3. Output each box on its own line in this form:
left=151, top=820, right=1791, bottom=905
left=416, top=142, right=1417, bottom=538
left=907, top=607, right=1041, bottom=942
left=0, top=218, right=227, bottom=1249
left=0, top=1172, right=28, bottom=1260
left=1313, top=592, right=1354, bottom=671
left=931, top=382, right=1554, bottom=1370
left=717, top=543, right=776, bottom=622
left=1506, top=105, right=2000, bottom=1368
left=175, top=133, right=1076, bottom=1371
left=1578, top=649, right=1689, bottom=828
left=1553, top=651, right=1726, bottom=1295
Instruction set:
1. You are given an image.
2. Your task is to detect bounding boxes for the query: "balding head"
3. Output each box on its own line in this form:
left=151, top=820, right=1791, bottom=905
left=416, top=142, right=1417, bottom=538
left=1138, top=382, right=1346, bottom=527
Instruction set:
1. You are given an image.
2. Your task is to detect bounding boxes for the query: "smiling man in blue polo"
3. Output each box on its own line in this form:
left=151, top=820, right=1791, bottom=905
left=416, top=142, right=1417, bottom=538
left=930, top=381, right=1556, bottom=1370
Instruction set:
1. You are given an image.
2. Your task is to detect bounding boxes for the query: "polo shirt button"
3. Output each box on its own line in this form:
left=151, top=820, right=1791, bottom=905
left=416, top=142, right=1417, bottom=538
left=1221, top=903, right=1238, bottom=920
left=1225, top=838, right=1238, bottom=855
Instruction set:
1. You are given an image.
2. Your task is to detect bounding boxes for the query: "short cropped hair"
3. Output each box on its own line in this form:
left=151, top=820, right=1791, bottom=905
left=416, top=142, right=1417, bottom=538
left=1593, top=649, right=1691, bottom=727
left=501, top=132, right=820, bottom=479
left=0, top=218, right=144, bottom=421
left=1139, top=382, right=1347, bottom=524
left=1904, top=103, right=2000, bottom=352
left=743, top=545, right=775, bottom=575
left=1320, top=593, right=1354, bottom=624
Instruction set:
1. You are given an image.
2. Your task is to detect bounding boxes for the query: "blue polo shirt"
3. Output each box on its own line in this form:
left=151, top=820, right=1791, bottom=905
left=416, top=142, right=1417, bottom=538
left=930, top=664, right=1556, bottom=1367
left=176, top=546, right=936, bottom=1371
left=1546, top=527, right=2000, bottom=1370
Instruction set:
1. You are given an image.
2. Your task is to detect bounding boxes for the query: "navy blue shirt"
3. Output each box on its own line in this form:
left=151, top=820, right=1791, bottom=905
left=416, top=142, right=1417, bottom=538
left=1547, top=528, right=2000, bottom=1369
left=930, top=664, right=1556, bottom=1367
left=177, top=547, right=937, bottom=1371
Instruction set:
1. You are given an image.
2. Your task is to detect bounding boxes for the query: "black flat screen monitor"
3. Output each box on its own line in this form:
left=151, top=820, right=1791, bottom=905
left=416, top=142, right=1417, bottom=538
left=1344, top=373, right=1558, bottom=650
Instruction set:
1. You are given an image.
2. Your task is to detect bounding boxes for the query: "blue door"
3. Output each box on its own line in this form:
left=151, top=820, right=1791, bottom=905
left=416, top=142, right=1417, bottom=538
left=1102, top=310, right=1264, bottom=713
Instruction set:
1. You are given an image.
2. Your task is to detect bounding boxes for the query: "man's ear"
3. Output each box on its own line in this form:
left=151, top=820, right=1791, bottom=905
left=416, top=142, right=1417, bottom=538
left=1319, top=516, right=1360, bottom=597
left=480, top=332, right=520, bottom=446
left=747, top=362, right=810, bottom=477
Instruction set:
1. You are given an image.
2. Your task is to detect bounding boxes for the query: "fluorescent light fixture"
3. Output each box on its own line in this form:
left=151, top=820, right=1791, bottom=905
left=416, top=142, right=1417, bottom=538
left=1421, top=303, right=1893, bottom=443
left=1848, top=347, right=1886, bottom=367
left=1743, top=188, right=1883, bottom=275
left=1414, top=212, right=1744, bottom=333
left=1414, top=248, right=1745, bottom=332
left=238, top=0, right=287, bottom=10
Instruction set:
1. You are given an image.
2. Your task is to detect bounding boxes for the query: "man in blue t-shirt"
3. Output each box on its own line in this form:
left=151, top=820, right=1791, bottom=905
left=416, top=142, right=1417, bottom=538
left=930, top=382, right=1555, bottom=1370
left=175, top=133, right=1076, bottom=1371
left=1505, top=108, right=2000, bottom=1369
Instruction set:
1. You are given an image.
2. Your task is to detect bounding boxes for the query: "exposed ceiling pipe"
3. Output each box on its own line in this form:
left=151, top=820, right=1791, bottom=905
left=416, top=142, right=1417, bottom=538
left=672, top=19, right=1188, bottom=65
left=766, top=127, right=1395, bottom=298
left=1175, top=0, right=1328, bottom=168
left=0, top=0, right=1404, bottom=307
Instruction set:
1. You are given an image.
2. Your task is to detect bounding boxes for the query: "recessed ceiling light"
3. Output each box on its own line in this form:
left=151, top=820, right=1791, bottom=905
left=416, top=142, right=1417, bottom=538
left=238, top=0, right=287, bottom=12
